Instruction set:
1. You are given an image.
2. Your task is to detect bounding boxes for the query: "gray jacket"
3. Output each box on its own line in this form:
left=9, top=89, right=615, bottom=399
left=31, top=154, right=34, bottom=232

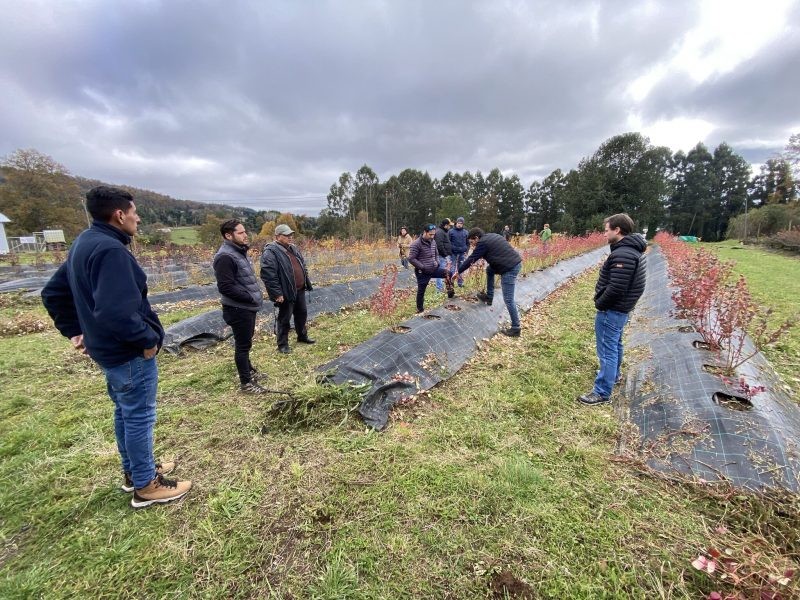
left=213, top=241, right=263, bottom=311
left=260, top=241, right=313, bottom=303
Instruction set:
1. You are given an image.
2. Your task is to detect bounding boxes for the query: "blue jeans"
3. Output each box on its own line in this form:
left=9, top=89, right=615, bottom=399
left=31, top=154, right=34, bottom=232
left=450, top=253, right=466, bottom=285
left=435, top=257, right=450, bottom=291
left=101, top=356, right=158, bottom=489
left=593, top=310, right=629, bottom=399
left=486, top=262, right=521, bottom=329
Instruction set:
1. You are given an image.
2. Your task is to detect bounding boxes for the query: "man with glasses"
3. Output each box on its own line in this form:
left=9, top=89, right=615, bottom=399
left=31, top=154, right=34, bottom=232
left=213, top=219, right=266, bottom=394
left=260, top=224, right=314, bottom=354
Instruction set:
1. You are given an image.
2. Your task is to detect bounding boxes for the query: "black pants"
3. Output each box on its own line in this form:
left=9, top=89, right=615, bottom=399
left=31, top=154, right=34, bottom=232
left=414, top=267, right=449, bottom=312
left=276, top=289, right=308, bottom=349
left=222, top=305, right=258, bottom=384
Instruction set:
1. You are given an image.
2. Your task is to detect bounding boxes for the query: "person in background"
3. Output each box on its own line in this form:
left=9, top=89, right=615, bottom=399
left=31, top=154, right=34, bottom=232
left=213, top=219, right=266, bottom=394
left=457, top=227, right=522, bottom=337
left=501, top=224, right=512, bottom=242
left=408, top=224, right=454, bottom=312
left=260, top=224, right=314, bottom=354
left=397, top=226, right=413, bottom=269
left=578, top=213, right=647, bottom=406
left=41, top=186, right=191, bottom=508
left=448, top=217, right=469, bottom=287
left=540, top=223, right=552, bottom=251
left=433, top=218, right=452, bottom=292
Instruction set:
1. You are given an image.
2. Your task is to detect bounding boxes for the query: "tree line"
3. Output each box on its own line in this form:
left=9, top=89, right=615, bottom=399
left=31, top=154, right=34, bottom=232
left=319, top=132, right=799, bottom=241
left=1, top=132, right=797, bottom=244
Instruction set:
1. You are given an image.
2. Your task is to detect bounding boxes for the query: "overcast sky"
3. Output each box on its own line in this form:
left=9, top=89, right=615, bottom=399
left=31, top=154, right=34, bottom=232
left=1, top=0, right=798, bottom=215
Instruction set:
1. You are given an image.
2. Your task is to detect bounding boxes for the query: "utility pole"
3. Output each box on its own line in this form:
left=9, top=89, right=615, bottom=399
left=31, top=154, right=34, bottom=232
left=385, top=189, right=389, bottom=240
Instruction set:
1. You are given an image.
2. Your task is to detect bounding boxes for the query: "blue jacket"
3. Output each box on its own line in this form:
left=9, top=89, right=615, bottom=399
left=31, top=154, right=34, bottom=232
left=449, top=226, right=469, bottom=254
left=41, top=221, right=164, bottom=368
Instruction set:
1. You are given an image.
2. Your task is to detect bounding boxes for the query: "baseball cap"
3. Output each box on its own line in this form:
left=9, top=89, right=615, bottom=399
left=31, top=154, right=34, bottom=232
left=424, top=224, right=437, bottom=232
left=274, top=224, right=294, bottom=236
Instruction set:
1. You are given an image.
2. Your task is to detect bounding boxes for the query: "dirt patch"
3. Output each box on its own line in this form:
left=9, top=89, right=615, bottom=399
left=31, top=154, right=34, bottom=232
left=489, top=570, right=535, bottom=599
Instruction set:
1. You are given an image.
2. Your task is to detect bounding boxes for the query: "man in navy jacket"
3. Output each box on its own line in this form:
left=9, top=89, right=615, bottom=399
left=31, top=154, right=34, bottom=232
left=448, top=217, right=469, bottom=287
left=41, top=186, right=191, bottom=508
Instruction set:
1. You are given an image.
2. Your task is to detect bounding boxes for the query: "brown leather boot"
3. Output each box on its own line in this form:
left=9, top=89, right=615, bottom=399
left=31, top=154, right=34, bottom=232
left=131, top=473, right=192, bottom=508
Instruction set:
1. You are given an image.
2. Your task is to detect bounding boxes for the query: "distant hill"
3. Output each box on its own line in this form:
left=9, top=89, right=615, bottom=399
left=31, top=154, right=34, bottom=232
left=74, top=176, right=275, bottom=228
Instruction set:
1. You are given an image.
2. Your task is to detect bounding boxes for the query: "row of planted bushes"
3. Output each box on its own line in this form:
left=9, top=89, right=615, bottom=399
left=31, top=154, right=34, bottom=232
left=654, top=232, right=793, bottom=376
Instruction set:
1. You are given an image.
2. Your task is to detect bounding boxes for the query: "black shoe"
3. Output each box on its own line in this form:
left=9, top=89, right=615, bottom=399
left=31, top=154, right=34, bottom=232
left=501, top=327, right=521, bottom=337
left=241, top=381, right=268, bottom=395
left=297, top=336, right=316, bottom=344
left=476, top=291, right=493, bottom=305
left=577, top=391, right=610, bottom=406
left=278, top=346, right=291, bottom=354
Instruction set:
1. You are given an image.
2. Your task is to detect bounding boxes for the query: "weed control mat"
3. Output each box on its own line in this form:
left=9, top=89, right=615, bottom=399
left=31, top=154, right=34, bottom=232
left=319, top=247, right=609, bottom=430
left=617, top=248, right=800, bottom=491
left=162, top=268, right=415, bottom=354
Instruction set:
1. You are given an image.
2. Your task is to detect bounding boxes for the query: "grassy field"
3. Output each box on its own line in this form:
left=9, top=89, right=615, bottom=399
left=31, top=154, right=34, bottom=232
left=170, top=226, right=200, bottom=245
left=1, top=261, right=798, bottom=598
left=704, top=241, right=800, bottom=397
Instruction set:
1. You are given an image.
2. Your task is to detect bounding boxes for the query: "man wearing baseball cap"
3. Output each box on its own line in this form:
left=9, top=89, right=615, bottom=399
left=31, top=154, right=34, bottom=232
left=408, top=224, right=454, bottom=312
left=260, top=224, right=314, bottom=354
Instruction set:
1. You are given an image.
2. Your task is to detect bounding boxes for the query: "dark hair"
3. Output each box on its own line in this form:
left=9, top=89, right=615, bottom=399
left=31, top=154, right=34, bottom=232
left=603, top=213, right=635, bottom=236
left=440, top=219, right=451, bottom=228
left=220, top=219, right=242, bottom=237
left=467, top=227, right=484, bottom=240
left=85, top=186, right=134, bottom=222
left=399, top=226, right=408, bottom=233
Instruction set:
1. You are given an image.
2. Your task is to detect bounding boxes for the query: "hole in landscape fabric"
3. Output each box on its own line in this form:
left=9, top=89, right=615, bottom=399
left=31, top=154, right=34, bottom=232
left=712, top=391, right=753, bottom=411
left=678, top=325, right=695, bottom=333
left=444, top=304, right=462, bottom=311
left=422, top=314, right=442, bottom=320
left=390, top=325, right=411, bottom=334
left=692, top=340, right=718, bottom=351
left=702, top=364, right=728, bottom=376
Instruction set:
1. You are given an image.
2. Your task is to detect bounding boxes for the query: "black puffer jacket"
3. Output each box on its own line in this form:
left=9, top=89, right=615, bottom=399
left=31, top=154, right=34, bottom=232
left=594, top=234, right=647, bottom=313
left=434, top=227, right=452, bottom=257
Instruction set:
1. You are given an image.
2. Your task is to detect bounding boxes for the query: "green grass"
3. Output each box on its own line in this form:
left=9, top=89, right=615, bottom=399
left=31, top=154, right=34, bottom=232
left=1, top=269, right=798, bottom=598
left=704, top=241, right=800, bottom=397
left=170, top=226, right=200, bottom=245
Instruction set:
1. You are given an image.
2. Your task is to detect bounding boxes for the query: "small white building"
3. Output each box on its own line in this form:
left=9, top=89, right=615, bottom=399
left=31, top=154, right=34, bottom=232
left=0, top=212, right=10, bottom=254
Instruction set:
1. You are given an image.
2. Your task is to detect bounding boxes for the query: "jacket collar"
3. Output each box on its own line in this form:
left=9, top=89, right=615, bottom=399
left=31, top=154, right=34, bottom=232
left=223, top=239, right=249, bottom=254
left=92, top=220, right=131, bottom=246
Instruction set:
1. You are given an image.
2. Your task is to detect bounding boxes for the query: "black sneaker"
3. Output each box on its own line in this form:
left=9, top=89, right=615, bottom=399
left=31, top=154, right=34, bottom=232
left=241, top=381, right=268, bottom=395
left=476, top=291, right=493, bottom=305
left=501, top=327, right=521, bottom=337
left=297, top=336, right=316, bottom=344
left=577, top=392, right=611, bottom=406
left=278, top=346, right=291, bottom=354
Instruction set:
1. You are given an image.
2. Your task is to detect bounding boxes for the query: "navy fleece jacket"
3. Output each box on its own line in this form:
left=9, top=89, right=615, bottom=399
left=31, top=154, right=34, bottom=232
left=41, top=221, right=164, bottom=368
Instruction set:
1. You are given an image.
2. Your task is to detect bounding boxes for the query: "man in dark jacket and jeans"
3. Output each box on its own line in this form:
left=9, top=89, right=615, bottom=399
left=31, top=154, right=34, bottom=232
left=260, top=224, right=314, bottom=354
left=448, top=217, right=469, bottom=287
left=213, top=219, right=266, bottom=394
left=41, top=186, right=191, bottom=508
left=409, top=224, right=454, bottom=312
left=457, top=227, right=523, bottom=337
left=433, top=219, right=452, bottom=292
left=578, top=213, right=647, bottom=406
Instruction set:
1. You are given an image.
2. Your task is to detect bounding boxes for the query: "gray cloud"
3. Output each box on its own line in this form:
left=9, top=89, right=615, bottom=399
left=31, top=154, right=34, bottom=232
left=0, top=0, right=796, bottom=214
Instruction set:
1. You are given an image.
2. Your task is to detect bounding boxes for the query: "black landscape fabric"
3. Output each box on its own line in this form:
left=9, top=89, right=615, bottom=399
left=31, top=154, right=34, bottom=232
left=319, top=247, right=608, bottom=430
left=618, top=248, right=800, bottom=492
left=162, top=268, right=416, bottom=354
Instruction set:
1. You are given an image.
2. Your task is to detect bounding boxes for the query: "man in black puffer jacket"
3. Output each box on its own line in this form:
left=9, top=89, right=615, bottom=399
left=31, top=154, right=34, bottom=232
left=578, top=213, right=647, bottom=405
